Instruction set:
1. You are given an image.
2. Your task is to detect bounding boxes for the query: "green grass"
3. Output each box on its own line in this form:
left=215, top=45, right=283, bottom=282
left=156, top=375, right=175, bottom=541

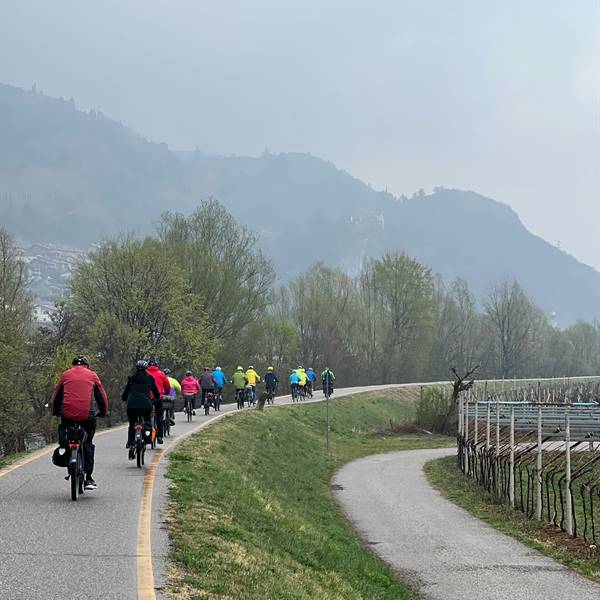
left=426, top=456, right=600, bottom=582
left=165, top=388, right=452, bottom=599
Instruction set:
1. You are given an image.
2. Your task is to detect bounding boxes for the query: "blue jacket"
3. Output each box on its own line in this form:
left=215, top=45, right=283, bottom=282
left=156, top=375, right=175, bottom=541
left=306, top=368, right=316, bottom=382
left=213, top=370, right=227, bottom=387
left=289, top=372, right=300, bottom=385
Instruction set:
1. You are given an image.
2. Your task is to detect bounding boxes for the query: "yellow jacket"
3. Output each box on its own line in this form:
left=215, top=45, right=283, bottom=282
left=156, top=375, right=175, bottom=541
left=167, top=376, right=181, bottom=396
left=245, top=369, right=261, bottom=386
left=296, top=369, right=308, bottom=385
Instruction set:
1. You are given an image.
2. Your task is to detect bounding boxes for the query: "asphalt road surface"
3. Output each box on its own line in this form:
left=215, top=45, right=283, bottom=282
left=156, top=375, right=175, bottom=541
left=333, top=448, right=600, bottom=600
left=0, top=384, right=398, bottom=600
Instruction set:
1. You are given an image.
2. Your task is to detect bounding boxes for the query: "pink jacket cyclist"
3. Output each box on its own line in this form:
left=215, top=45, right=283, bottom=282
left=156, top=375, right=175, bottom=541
left=181, top=373, right=200, bottom=395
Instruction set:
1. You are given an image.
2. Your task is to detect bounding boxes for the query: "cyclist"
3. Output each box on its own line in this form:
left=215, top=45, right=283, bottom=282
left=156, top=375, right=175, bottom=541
left=231, top=366, right=247, bottom=407
left=147, top=359, right=171, bottom=444
left=306, top=367, right=316, bottom=397
left=213, top=366, right=227, bottom=409
left=296, top=366, right=308, bottom=398
left=321, top=367, right=336, bottom=396
left=51, top=355, right=109, bottom=490
left=245, top=365, right=261, bottom=405
left=289, top=369, right=300, bottom=399
left=181, top=370, right=200, bottom=415
left=200, top=367, right=218, bottom=409
left=264, top=366, right=278, bottom=400
left=122, top=360, right=161, bottom=460
left=163, top=368, right=180, bottom=426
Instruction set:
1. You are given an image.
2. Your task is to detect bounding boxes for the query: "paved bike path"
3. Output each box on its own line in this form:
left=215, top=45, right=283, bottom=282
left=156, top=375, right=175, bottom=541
left=333, top=449, right=600, bottom=600
left=0, top=384, right=399, bottom=600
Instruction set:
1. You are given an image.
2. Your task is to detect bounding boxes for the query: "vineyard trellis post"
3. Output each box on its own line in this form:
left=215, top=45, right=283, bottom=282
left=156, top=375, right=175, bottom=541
left=565, top=402, right=573, bottom=536
left=536, top=401, right=543, bottom=521
left=486, top=402, right=491, bottom=450
left=496, top=397, right=500, bottom=495
left=509, top=405, right=515, bottom=508
left=464, top=398, right=470, bottom=474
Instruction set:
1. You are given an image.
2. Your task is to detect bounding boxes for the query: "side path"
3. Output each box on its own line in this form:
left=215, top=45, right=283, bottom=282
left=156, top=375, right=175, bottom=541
left=0, top=383, right=402, bottom=600
left=333, top=449, right=600, bottom=600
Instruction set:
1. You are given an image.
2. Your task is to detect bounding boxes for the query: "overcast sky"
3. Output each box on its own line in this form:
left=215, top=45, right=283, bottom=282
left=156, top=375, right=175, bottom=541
left=1, top=1, right=599, bottom=268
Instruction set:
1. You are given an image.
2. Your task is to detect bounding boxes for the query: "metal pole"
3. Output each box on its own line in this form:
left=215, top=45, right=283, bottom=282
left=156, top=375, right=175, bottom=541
left=565, top=403, right=573, bottom=536
left=509, top=405, right=515, bottom=509
left=464, top=399, right=470, bottom=474
left=496, top=398, right=501, bottom=495
left=474, top=400, right=479, bottom=448
left=536, top=402, right=543, bottom=521
left=326, top=393, right=330, bottom=454
left=486, top=402, right=491, bottom=451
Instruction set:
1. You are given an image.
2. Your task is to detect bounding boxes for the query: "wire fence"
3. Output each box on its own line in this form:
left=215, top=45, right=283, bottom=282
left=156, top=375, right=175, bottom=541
left=457, top=379, right=600, bottom=545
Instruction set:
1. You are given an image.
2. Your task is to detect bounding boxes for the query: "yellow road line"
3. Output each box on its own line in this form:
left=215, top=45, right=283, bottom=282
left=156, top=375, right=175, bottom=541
left=137, top=447, right=164, bottom=600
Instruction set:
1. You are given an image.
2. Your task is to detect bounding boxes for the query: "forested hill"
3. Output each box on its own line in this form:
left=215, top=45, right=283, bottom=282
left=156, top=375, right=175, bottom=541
left=1, top=82, right=599, bottom=325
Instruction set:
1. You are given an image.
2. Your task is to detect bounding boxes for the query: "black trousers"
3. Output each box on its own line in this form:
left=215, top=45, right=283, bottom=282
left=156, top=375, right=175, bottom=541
left=59, top=418, right=96, bottom=475
left=127, top=408, right=152, bottom=445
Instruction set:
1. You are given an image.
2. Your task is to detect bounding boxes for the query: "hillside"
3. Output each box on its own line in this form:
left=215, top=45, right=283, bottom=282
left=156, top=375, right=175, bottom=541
left=1, top=82, right=598, bottom=325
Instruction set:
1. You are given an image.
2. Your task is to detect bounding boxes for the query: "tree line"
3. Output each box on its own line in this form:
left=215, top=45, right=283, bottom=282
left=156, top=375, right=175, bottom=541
left=1, top=199, right=599, bottom=453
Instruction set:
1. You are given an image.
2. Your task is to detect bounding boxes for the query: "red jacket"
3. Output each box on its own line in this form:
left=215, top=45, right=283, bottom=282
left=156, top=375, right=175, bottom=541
left=51, top=366, right=109, bottom=421
left=147, top=365, right=171, bottom=398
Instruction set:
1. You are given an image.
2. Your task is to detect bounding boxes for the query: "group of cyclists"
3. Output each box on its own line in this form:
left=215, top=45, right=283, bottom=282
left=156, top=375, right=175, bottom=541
left=50, top=355, right=336, bottom=490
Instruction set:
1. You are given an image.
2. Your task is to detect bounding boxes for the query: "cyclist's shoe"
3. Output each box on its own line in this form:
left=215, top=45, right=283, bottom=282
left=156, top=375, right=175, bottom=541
left=169, top=418, right=175, bottom=426
left=192, top=410, right=196, bottom=416
left=126, top=441, right=132, bottom=448
left=128, top=447, right=135, bottom=460
left=84, top=476, right=97, bottom=490
left=157, top=437, right=164, bottom=444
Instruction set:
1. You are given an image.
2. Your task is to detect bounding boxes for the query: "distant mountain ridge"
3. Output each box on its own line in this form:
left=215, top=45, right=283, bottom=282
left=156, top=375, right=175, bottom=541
left=0, top=82, right=598, bottom=325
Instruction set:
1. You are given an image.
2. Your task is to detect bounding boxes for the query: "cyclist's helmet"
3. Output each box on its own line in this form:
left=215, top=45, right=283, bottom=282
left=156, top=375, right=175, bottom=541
left=237, top=366, right=243, bottom=371
left=215, top=366, right=221, bottom=371
left=136, top=359, right=149, bottom=370
left=267, top=366, right=274, bottom=371
left=185, top=370, right=193, bottom=376
left=72, top=355, right=89, bottom=366
left=248, top=365, right=254, bottom=370
left=163, top=368, right=171, bottom=375
left=148, top=358, right=158, bottom=367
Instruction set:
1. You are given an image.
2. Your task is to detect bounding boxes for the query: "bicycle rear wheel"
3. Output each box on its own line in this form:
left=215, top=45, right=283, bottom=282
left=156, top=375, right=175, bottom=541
left=69, top=462, right=78, bottom=501
left=136, top=441, right=143, bottom=468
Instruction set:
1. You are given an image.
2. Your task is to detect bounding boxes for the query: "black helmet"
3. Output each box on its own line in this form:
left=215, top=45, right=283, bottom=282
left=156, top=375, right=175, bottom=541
left=136, top=360, right=149, bottom=370
left=72, top=355, right=89, bottom=367
left=148, top=358, right=158, bottom=367
left=163, top=368, right=171, bottom=375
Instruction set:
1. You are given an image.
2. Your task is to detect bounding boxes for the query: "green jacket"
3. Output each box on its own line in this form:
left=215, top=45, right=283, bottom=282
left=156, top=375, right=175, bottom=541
left=231, top=371, right=248, bottom=390
left=321, top=369, right=336, bottom=382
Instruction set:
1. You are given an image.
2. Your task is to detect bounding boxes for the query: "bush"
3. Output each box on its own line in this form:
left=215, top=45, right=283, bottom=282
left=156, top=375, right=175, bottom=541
left=416, top=387, right=456, bottom=435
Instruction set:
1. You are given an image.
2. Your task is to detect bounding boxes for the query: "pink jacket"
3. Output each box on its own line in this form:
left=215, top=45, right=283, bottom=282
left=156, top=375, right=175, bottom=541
left=181, top=375, right=200, bottom=395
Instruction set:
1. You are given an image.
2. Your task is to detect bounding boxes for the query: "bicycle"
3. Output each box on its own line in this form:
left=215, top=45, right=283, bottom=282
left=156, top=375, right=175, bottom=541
left=131, top=415, right=149, bottom=468
left=163, top=395, right=174, bottom=437
left=65, top=423, right=86, bottom=501
left=266, top=387, right=276, bottom=405
left=235, top=389, right=245, bottom=409
left=214, top=388, right=222, bottom=411
left=291, top=384, right=300, bottom=402
left=246, top=385, right=256, bottom=407
left=204, top=390, right=215, bottom=415
left=183, top=394, right=194, bottom=422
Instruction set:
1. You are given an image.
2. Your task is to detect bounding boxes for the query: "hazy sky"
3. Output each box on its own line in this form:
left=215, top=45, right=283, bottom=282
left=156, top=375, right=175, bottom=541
left=1, top=1, right=599, bottom=268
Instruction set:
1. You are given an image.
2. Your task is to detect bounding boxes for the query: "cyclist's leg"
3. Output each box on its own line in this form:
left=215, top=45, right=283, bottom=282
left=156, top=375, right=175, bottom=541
left=126, top=410, right=137, bottom=446
left=155, top=400, right=164, bottom=439
left=81, top=419, right=96, bottom=475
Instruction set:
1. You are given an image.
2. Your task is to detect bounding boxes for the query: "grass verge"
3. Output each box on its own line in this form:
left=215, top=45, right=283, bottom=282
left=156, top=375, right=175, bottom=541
left=166, top=388, right=452, bottom=599
left=425, top=456, right=600, bottom=582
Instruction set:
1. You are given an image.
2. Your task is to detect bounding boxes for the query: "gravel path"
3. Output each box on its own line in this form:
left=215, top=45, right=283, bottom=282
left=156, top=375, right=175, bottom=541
left=333, top=448, right=600, bottom=600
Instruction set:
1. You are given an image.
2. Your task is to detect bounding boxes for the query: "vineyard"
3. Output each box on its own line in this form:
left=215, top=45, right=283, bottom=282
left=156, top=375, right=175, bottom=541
left=458, top=378, right=600, bottom=545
